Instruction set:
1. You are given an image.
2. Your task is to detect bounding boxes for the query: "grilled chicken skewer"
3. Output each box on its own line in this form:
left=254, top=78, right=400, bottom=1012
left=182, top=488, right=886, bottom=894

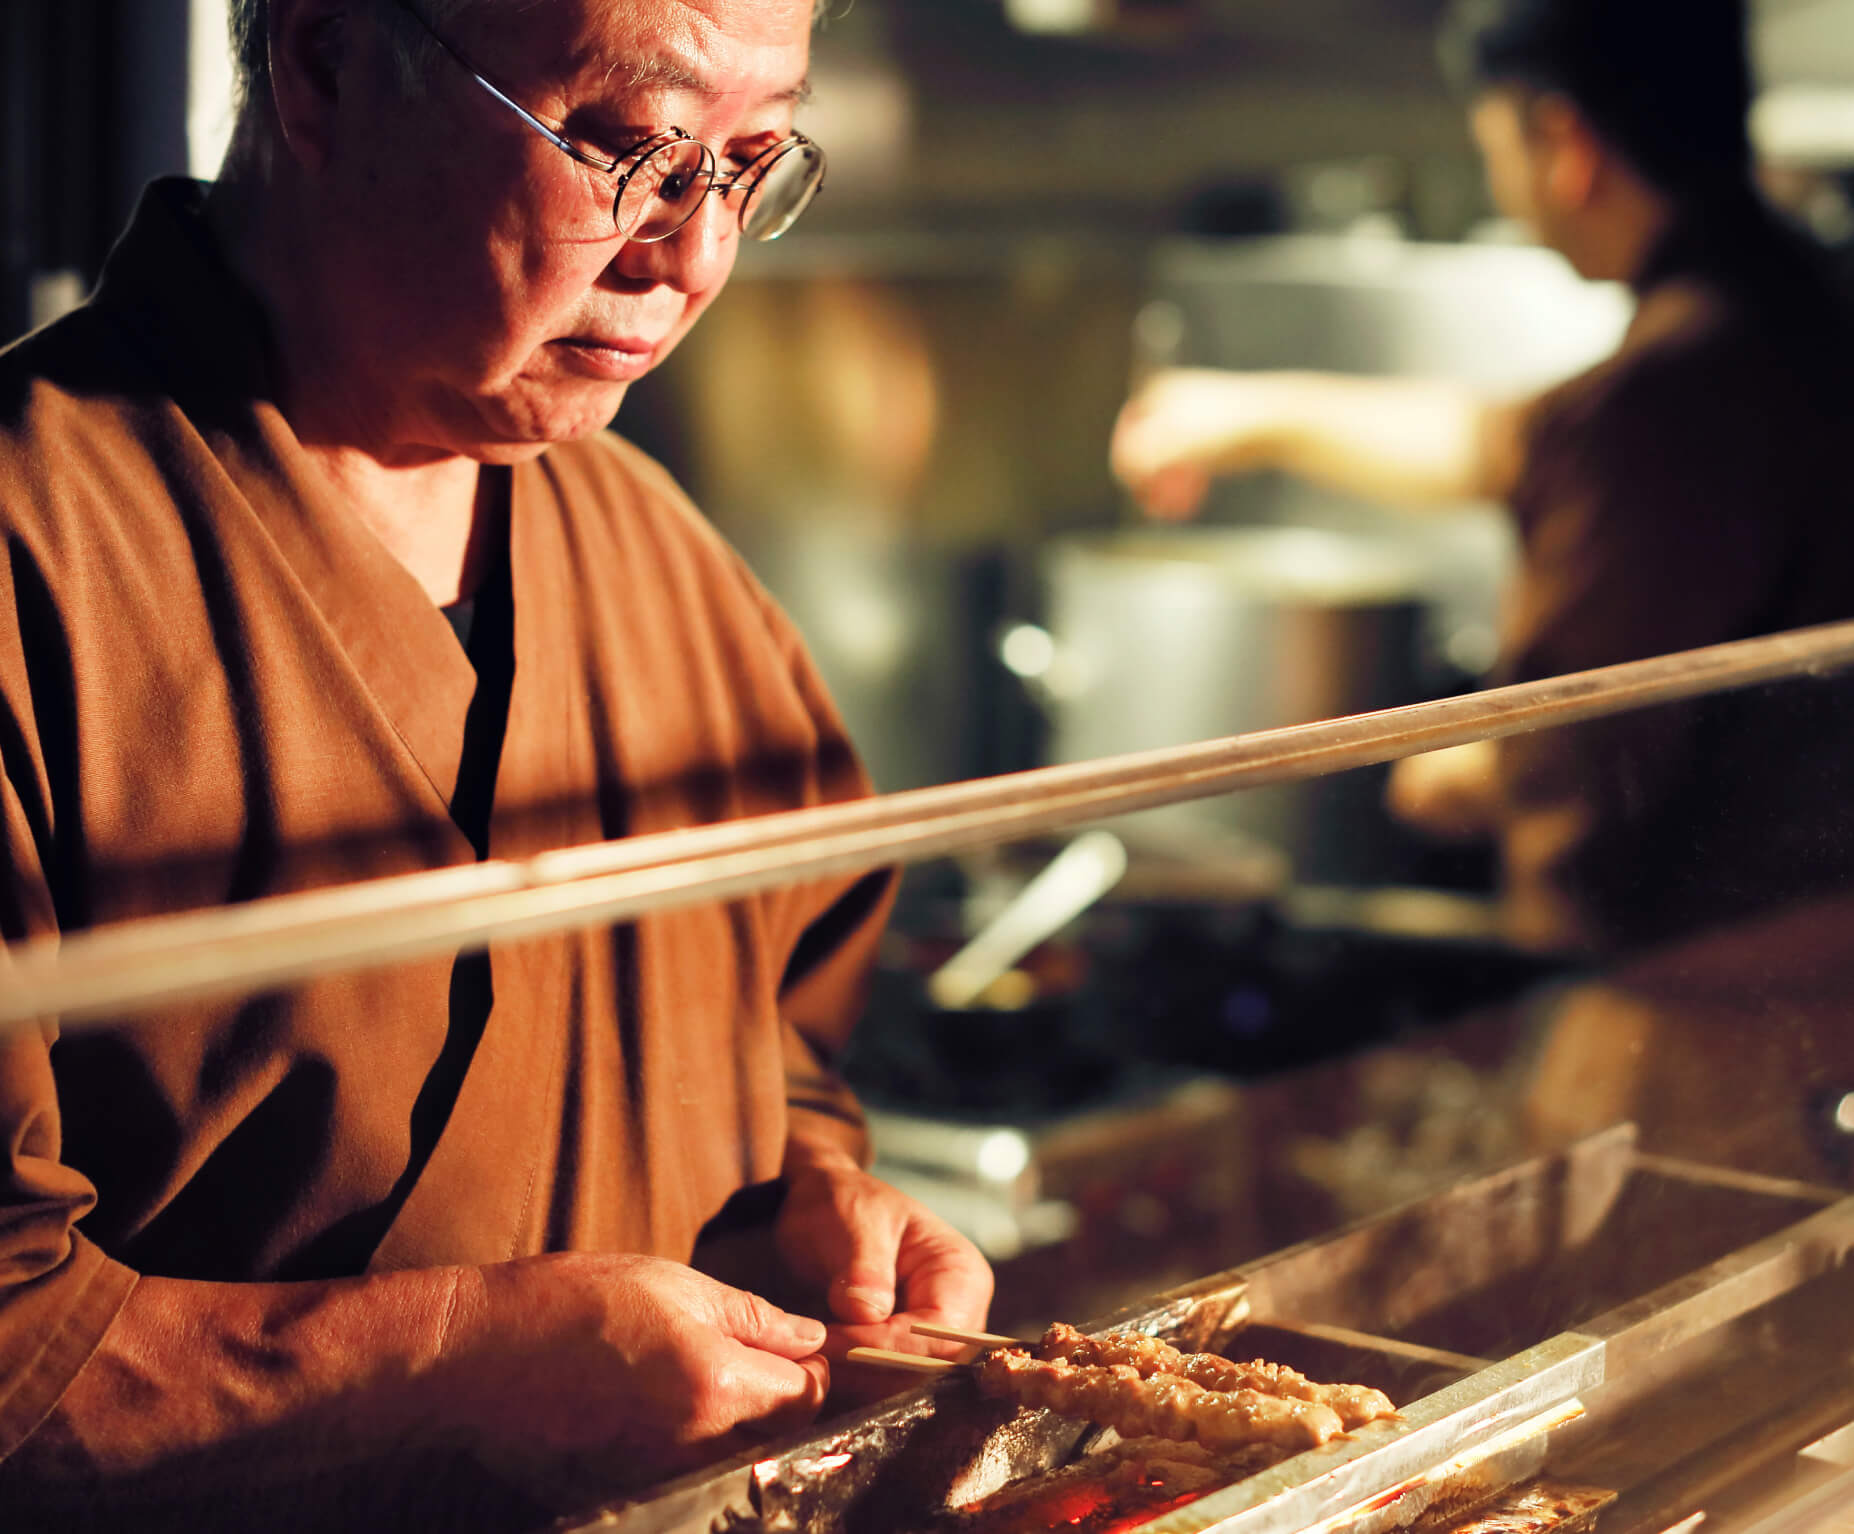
left=877, top=1320, right=1398, bottom=1453
left=975, top=1351, right=1346, bottom=1454
left=1038, top=1322, right=1397, bottom=1431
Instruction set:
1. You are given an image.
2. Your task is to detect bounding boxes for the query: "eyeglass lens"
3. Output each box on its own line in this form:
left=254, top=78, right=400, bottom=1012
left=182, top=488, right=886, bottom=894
left=741, top=140, right=826, bottom=242
left=614, top=139, right=715, bottom=242
left=614, top=137, right=826, bottom=244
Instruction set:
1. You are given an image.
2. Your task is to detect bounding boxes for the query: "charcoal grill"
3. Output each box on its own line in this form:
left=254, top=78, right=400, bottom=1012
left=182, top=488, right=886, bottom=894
left=555, top=1125, right=1854, bottom=1534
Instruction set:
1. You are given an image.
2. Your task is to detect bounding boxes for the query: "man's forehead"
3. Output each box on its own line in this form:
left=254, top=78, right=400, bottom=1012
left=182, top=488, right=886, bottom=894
left=554, top=0, right=814, bottom=104
left=612, top=51, right=812, bottom=106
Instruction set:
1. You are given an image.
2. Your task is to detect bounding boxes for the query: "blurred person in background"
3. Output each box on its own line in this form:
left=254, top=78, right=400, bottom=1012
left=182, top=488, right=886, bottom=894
left=1114, top=0, right=1854, bottom=1187
left=1112, top=0, right=1854, bottom=963
left=0, top=0, right=989, bottom=1528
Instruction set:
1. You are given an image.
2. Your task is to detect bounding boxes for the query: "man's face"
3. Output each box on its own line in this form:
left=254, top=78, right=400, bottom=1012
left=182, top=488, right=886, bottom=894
left=1469, top=89, right=1550, bottom=237
left=312, top=0, right=815, bottom=462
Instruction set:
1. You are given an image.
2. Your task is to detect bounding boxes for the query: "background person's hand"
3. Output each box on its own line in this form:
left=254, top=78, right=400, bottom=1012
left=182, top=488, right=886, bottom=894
left=1385, top=740, right=1501, bottom=842
left=1111, top=368, right=1286, bottom=518
left=773, top=1146, right=993, bottom=1382
left=438, top=1252, right=831, bottom=1494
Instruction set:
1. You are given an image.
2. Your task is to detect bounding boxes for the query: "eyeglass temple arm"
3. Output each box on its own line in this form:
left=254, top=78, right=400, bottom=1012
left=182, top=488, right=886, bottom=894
left=387, top=0, right=663, bottom=173
left=462, top=70, right=660, bottom=173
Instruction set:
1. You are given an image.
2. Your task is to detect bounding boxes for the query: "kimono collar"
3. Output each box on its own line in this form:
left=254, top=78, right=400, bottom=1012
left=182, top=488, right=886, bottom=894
left=89, top=177, right=280, bottom=411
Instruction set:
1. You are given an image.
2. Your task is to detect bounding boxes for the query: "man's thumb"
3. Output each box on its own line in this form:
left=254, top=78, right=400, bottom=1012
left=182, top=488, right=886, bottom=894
left=829, top=1263, right=898, bottom=1325
left=710, top=1280, right=827, bottom=1358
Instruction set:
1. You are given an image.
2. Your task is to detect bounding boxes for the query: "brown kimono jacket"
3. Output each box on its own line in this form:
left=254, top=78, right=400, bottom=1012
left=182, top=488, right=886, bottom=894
left=1488, top=192, right=1854, bottom=955
left=0, top=182, right=893, bottom=1471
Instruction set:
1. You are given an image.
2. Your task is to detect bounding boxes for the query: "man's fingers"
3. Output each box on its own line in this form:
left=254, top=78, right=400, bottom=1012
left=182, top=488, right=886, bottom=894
left=829, top=1264, right=898, bottom=1326
left=888, top=1205, right=994, bottom=1330
left=813, top=1188, right=907, bottom=1325
left=764, top=1309, right=830, bottom=1358
left=732, top=1345, right=829, bottom=1421
left=776, top=1165, right=992, bottom=1329
left=748, top=1353, right=831, bottom=1437
left=1112, top=418, right=1214, bottom=514
left=704, top=1342, right=829, bottom=1438
left=1140, top=464, right=1212, bottom=520
left=904, top=1261, right=994, bottom=1329
left=703, top=1277, right=828, bottom=1359
left=1109, top=411, right=1149, bottom=484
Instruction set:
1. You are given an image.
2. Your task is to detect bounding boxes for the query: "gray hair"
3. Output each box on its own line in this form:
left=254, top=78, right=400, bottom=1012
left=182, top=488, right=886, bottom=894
left=227, top=0, right=835, bottom=109
left=227, top=0, right=480, bottom=106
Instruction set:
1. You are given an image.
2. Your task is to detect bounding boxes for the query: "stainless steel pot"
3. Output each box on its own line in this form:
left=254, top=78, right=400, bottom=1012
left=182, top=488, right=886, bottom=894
left=1007, top=525, right=1434, bottom=884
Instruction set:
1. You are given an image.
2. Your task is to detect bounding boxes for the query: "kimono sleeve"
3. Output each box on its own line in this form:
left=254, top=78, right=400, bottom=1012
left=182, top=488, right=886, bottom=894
left=0, top=729, right=137, bottom=1460
left=757, top=579, right=898, bottom=1169
left=778, top=867, right=895, bottom=1167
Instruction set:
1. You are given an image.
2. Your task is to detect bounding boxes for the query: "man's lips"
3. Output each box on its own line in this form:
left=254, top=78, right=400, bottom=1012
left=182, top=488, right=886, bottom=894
left=551, top=334, right=664, bottom=382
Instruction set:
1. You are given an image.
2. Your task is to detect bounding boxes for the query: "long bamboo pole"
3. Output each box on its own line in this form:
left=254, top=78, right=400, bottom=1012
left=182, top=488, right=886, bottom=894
left=6, top=618, right=1854, bottom=1032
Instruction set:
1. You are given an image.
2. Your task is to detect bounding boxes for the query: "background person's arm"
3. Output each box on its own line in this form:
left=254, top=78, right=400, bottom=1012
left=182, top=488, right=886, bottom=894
left=1111, top=368, right=1522, bottom=518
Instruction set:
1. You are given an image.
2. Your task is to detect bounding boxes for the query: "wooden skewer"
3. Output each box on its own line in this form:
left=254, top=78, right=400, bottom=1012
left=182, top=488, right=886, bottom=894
left=9, top=617, right=1854, bottom=1029
left=909, top=1322, right=1020, bottom=1348
left=1261, top=1318, right=1487, bottom=1374
left=907, top=1292, right=1255, bottom=1356
left=845, top=1347, right=960, bottom=1375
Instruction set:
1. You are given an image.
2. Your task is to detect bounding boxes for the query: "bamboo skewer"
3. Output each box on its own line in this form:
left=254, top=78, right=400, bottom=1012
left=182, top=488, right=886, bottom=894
left=1261, top=1320, right=1488, bottom=1374
left=7, top=618, right=1854, bottom=1030
left=878, top=1292, right=1260, bottom=1374
left=906, top=1294, right=1252, bottom=1356
left=846, top=1347, right=961, bottom=1374
left=909, top=1322, right=1021, bottom=1348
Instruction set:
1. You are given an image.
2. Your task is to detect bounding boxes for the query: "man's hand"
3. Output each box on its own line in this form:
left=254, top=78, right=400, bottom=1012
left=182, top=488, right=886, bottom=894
left=773, top=1147, right=993, bottom=1364
left=1113, top=369, right=1504, bottom=516
left=439, top=1253, right=829, bottom=1487
left=26, top=1254, right=830, bottom=1512
left=1112, top=369, right=1286, bottom=519
left=1386, top=740, right=1501, bottom=842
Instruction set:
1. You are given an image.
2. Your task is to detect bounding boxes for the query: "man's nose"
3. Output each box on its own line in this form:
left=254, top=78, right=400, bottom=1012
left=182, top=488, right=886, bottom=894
left=614, top=194, right=737, bottom=293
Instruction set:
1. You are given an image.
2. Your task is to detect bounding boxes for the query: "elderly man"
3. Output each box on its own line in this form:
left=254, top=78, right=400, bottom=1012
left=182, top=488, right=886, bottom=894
left=1113, top=0, right=1854, bottom=959
left=0, top=0, right=989, bottom=1527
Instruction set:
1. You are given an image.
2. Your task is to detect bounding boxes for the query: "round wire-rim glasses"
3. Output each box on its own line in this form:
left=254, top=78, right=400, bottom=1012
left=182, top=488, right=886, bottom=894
left=387, top=0, right=827, bottom=243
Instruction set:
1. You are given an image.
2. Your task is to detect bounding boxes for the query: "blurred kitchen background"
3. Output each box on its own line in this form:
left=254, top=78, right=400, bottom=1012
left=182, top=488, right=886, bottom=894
left=9, top=0, right=1854, bottom=1324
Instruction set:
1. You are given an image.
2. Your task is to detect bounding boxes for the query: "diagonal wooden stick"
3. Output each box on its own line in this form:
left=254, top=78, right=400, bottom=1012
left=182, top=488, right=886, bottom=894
left=7, top=618, right=1854, bottom=1031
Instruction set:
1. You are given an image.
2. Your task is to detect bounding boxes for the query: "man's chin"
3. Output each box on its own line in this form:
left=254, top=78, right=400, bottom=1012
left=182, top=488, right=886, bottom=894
left=546, top=390, right=634, bottom=443
left=475, top=385, right=635, bottom=459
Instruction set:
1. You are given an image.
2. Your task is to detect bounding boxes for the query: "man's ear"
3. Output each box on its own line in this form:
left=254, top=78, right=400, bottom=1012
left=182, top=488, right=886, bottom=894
left=1532, top=93, right=1602, bottom=212
left=266, top=0, right=351, bottom=172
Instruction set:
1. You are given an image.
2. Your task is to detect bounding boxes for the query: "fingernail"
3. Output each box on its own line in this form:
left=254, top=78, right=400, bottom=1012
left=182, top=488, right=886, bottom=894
left=790, top=1316, right=827, bottom=1348
left=842, top=1285, right=894, bottom=1321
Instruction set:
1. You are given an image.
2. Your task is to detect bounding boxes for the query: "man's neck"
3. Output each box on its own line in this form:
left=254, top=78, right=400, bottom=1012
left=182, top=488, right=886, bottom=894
left=310, top=449, right=503, bottom=607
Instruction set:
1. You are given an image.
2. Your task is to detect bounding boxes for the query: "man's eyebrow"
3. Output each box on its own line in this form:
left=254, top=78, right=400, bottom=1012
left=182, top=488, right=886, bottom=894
left=609, top=55, right=813, bottom=108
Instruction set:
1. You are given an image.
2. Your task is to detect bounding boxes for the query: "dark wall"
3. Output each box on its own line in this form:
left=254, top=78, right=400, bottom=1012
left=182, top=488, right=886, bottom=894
left=2, top=0, right=191, bottom=343
left=800, top=0, right=1475, bottom=239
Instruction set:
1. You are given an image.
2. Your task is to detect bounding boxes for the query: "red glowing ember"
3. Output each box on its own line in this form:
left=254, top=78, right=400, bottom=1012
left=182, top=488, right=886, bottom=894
left=952, top=1472, right=1214, bottom=1533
